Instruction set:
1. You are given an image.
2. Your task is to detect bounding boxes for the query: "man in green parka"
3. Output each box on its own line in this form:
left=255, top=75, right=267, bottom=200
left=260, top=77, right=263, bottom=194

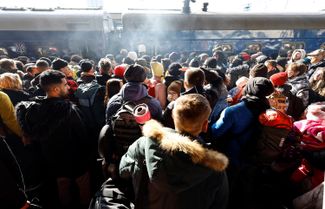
left=119, top=94, right=229, bottom=209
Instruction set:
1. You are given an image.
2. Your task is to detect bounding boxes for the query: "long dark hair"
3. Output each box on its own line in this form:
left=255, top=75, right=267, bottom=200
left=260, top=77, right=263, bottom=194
left=104, top=78, right=122, bottom=105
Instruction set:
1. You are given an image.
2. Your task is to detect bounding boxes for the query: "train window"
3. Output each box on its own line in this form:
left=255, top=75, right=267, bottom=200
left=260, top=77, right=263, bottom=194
left=281, top=42, right=305, bottom=51
left=213, top=44, right=233, bottom=54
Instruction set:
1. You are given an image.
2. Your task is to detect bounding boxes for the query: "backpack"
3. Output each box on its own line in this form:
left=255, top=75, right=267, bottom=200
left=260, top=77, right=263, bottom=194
left=110, top=96, right=151, bottom=155
left=255, top=109, right=294, bottom=166
left=88, top=178, right=134, bottom=209
left=75, top=80, right=105, bottom=130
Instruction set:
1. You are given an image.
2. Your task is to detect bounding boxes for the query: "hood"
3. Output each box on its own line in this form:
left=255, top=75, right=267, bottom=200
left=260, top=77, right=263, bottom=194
left=121, top=82, right=148, bottom=101
left=142, top=120, right=228, bottom=192
left=17, top=97, right=73, bottom=137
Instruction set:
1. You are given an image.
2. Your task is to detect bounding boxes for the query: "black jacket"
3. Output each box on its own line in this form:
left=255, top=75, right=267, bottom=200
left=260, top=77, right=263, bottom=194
left=0, top=137, right=27, bottom=209
left=16, top=97, right=92, bottom=178
left=2, top=88, right=30, bottom=106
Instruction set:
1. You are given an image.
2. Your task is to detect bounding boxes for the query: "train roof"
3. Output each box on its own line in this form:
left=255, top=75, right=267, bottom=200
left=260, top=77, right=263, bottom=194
left=0, top=9, right=110, bottom=31
left=122, top=12, right=325, bottom=31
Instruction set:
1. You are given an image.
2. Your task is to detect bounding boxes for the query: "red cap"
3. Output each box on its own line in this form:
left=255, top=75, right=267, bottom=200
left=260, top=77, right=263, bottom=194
left=113, top=65, right=126, bottom=78
left=270, top=72, right=288, bottom=87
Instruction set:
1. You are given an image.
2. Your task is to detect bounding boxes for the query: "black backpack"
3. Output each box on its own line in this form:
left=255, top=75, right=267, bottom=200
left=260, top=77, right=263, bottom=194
left=88, top=178, right=134, bottom=209
left=110, top=96, right=151, bottom=154
left=75, top=80, right=105, bottom=130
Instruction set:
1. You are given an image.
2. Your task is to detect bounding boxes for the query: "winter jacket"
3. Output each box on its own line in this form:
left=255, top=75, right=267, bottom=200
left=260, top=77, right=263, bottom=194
left=119, top=120, right=229, bottom=209
left=209, top=87, right=229, bottom=124
left=106, top=82, right=162, bottom=123
left=0, top=91, right=22, bottom=137
left=307, top=60, right=325, bottom=79
left=16, top=97, right=92, bottom=178
left=288, top=74, right=310, bottom=107
left=0, top=137, right=27, bottom=209
left=1, top=88, right=30, bottom=106
left=96, top=74, right=111, bottom=86
left=211, top=101, right=257, bottom=166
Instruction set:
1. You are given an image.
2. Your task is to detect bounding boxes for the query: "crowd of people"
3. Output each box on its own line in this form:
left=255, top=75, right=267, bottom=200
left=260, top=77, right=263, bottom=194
left=0, top=46, right=325, bottom=209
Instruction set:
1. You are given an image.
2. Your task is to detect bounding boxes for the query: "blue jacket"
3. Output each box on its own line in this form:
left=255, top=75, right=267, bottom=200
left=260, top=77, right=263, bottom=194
left=211, top=101, right=256, bottom=166
left=106, top=82, right=162, bottom=123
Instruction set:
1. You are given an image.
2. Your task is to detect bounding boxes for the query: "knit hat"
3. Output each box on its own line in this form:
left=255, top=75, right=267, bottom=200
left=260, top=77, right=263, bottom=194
left=135, top=58, right=147, bottom=68
left=150, top=62, right=164, bottom=77
left=169, top=52, right=180, bottom=62
left=270, top=72, right=288, bottom=87
left=204, top=57, right=217, bottom=68
left=52, top=58, right=68, bottom=70
left=255, top=55, right=268, bottom=64
left=167, top=80, right=182, bottom=95
left=123, top=57, right=135, bottom=65
left=113, top=65, right=126, bottom=78
left=168, top=62, right=182, bottom=77
left=80, top=59, right=93, bottom=72
left=244, top=77, right=274, bottom=98
left=127, top=51, right=138, bottom=61
left=250, top=63, right=268, bottom=78
left=240, top=52, right=251, bottom=61
left=124, top=64, right=146, bottom=82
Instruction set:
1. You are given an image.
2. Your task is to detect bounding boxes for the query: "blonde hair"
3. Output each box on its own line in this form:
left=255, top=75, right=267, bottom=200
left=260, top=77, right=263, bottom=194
left=172, top=94, right=211, bottom=135
left=0, top=73, right=23, bottom=90
left=309, top=67, right=325, bottom=97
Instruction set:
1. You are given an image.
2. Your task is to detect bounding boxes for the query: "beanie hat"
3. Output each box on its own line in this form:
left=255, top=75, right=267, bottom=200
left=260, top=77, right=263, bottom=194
left=124, top=64, right=146, bottom=82
left=39, top=57, right=52, bottom=66
left=127, top=51, right=138, bottom=61
left=150, top=62, right=164, bottom=77
left=123, top=57, right=135, bottom=65
left=204, top=57, right=217, bottom=68
left=255, top=55, right=268, bottom=64
left=240, top=52, right=251, bottom=61
left=189, top=58, right=200, bottom=68
left=250, top=63, right=268, bottom=78
left=168, top=62, right=182, bottom=77
left=135, top=58, right=147, bottom=68
left=244, top=77, right=274, bottom=98
left=113, top=65, right=126, bottom=78
left=80, top=59, right=93, bottom=72
left=167, top=80, right=182, bottom=95
left=169, top=52, right=180, bottom=62
left=270, top=72, right=288, bottom=87
left=52, top=58, right=68, bottom=70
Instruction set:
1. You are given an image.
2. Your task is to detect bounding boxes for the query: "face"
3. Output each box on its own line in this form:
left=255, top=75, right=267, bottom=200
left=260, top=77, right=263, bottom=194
left=167, top=90, right=179, bottom=102
left=286, top=66, right=295, bottom=78
left=56, top=78, right=70, bottom=97
left=312, top=69, right=324, bottom=81
left=293, top=52, right=301, bottom=61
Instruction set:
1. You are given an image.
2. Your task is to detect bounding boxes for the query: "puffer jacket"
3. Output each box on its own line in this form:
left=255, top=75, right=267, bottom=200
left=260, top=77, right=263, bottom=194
left=288, top=74, right=310, bottom=107
left=119, top=120, right=229, bottom=209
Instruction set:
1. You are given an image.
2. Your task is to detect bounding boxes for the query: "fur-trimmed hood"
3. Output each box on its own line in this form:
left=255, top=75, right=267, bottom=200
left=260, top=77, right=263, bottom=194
left=142, top=120, right=228, bottom=172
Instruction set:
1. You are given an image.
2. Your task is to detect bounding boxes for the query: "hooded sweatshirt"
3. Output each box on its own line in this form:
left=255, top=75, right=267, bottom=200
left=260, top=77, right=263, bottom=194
left=105, top=82, right=162, bottom=123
